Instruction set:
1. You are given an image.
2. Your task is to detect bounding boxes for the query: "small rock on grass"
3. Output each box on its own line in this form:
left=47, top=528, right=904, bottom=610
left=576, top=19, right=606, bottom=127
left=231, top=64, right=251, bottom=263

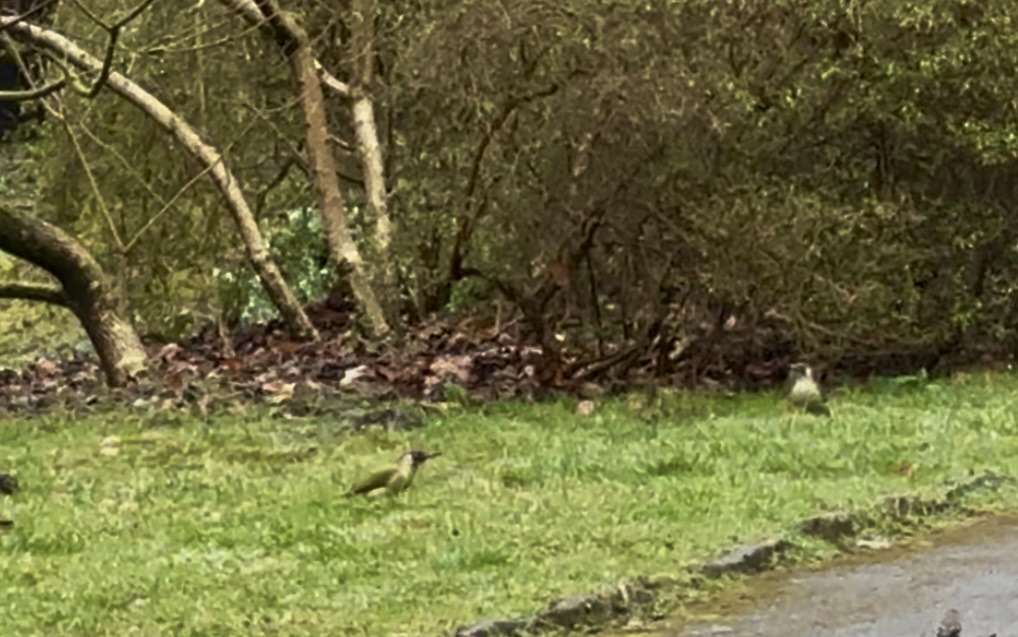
left=703, top=539, right=794, bottom=577
left=541, top=595, right=610, bottom=628
left=855, top=536, right=893, bottom=550
left=453, top=617, right=531, bottom=637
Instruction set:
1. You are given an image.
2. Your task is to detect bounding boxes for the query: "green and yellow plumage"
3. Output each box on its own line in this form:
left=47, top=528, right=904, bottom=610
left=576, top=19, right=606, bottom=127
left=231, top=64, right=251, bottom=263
left=345, top=450, right=440, bottom=498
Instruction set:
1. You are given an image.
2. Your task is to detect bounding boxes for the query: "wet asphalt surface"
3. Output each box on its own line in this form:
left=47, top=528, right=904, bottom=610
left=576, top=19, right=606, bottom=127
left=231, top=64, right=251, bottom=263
left=656, top=517, right=1018, bottom=637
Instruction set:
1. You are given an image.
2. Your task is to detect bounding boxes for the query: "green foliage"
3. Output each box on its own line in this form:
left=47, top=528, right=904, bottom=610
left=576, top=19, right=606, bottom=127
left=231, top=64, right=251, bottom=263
left=446, top=276, right=493, bottom=313
left=7, top=0, right=1018, bottom=361
left=4, top=372, right=1018, bottom=634
left=215, top=208, right=336, bottom=325
left=379, top=0, right=1018, bottom=356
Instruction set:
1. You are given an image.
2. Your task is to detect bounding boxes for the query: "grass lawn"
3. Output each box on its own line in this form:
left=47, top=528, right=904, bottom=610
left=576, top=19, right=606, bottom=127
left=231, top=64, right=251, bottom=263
left=3, top=371, right=1018, bottom=636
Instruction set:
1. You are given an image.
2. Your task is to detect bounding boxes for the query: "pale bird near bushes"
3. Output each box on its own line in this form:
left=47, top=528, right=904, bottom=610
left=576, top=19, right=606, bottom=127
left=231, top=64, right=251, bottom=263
left=787, top=362, right=830, bottom=416
left=345, top=450, right=441, bottom=498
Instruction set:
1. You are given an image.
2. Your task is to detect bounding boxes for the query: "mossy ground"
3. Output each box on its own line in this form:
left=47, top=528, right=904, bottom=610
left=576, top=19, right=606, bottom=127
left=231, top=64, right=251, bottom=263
left=2, top=371, right=1018, bottom=636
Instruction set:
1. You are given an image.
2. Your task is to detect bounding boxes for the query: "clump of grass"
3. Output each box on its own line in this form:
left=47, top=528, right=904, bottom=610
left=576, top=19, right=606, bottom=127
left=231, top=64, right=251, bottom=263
left=3, top=371, right=1018, bottom=635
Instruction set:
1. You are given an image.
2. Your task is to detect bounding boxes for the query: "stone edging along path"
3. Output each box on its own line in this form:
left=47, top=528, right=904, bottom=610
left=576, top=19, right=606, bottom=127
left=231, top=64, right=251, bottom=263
left=451, top=471, right=1015, bottom=637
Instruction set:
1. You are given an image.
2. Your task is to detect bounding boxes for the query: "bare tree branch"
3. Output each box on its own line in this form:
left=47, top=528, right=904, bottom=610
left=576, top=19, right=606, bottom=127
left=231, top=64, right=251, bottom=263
left=217, top=0, right=352, bottom=96
left=0, top=14, right=320, bottom=341
left=0, top=205, right=148, bottom=385
left=0, top=74, right=63, bottom=100
left=0, top=281, right=69, bottom=307
left=66, top=0, right=158, bottom=97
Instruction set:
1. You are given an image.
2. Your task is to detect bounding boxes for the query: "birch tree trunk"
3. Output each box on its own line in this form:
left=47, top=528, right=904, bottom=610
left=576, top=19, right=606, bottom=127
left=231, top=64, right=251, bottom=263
left=292, top=42, right=391, bottom=336
left=222, top=0, right=395, bottom=336
left=350, top=0, right=397, bottom=324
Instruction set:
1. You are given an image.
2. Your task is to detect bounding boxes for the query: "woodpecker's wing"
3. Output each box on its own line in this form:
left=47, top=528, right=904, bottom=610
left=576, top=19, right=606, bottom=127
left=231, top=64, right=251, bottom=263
left=346, top=467, right=397, bottom=496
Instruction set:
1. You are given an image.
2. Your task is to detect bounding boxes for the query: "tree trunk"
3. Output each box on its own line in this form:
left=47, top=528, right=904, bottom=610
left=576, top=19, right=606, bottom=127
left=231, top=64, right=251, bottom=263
left=220, top=0, right=394, bottom=337
left=350, top=0, right=398, bottom=324
left=293, top=46, right=391, bottom=336
left=0, top=205, right=147, bottom=387
left=2, top=16, right=320, bottom=342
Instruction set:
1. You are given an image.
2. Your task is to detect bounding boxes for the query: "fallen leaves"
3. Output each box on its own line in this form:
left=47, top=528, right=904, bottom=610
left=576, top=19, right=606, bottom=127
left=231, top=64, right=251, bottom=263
left=0, top=304, right=819, bottom=418
left=0, top=311, right=558, bottom=417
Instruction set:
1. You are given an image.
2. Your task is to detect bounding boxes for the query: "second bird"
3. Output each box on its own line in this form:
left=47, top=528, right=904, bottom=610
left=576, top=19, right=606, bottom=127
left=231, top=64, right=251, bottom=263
left=787, top=362, right=831, bottom=416
left=345, top=450, right=441, bottom=498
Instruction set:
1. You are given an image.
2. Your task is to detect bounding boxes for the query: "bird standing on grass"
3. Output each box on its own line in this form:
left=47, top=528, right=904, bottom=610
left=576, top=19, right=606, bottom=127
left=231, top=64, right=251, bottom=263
left=787, top=362, right=831, bottom=416
left=345, top=450, right=441, bottom=498
left=0, top=472, right=16, bottom=529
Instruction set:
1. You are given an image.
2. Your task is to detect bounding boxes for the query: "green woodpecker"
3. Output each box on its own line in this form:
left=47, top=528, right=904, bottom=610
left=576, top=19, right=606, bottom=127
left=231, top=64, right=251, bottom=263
left=345, top=450, right=441, bottom=498
left=787, top=363, right=831, bottom=416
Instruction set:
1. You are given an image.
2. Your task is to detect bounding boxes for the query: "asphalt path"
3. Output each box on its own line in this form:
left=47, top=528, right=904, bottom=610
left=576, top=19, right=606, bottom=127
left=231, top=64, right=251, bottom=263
left=659, top=517, right=1018, bottom=637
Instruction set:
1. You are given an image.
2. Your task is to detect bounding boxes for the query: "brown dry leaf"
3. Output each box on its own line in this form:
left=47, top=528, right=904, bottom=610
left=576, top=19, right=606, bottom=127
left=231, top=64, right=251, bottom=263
left=260, top=381, right=296, bottom=404
left=429, top=355, right=473, bottom=385
left=156, top=343, right=183, bottom=362
left=163, top=373, right=185, bottom=393
left=33, top=358, right=60, bottom=376
left=340, top=365, right=369, bottom=387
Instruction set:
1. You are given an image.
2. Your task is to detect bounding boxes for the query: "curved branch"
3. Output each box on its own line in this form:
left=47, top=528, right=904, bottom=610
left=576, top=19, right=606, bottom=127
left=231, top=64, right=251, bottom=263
left=0, top=14, right=319, bottom=341
left=0, top=29, right=69, bottom=102
left=444, top=84, right=560, bottom=299
left=316, top=60, right=351, bottom=97
left=0, top=281, right=69, bottom=307
left=0, top=75, right=65, bottom=101
left=67, top=0, right=157, bottom=97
